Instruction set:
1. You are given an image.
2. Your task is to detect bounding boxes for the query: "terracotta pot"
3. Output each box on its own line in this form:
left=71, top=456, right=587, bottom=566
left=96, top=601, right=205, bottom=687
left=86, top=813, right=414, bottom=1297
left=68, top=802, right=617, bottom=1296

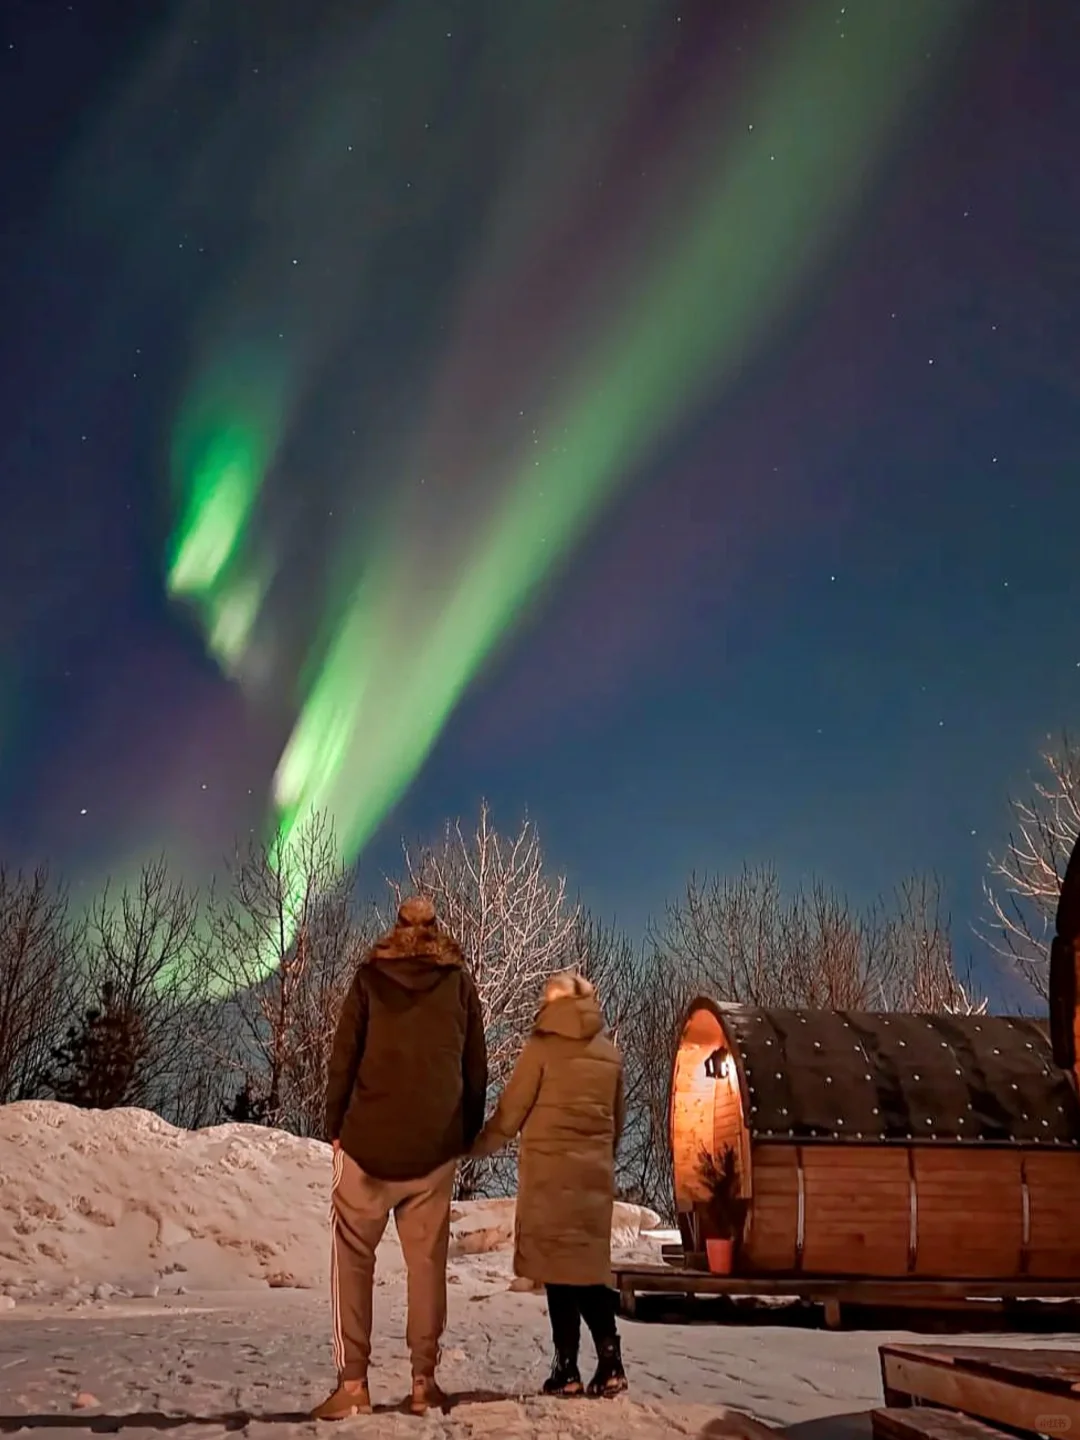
left=706, top=1237, right=734, bottom=1275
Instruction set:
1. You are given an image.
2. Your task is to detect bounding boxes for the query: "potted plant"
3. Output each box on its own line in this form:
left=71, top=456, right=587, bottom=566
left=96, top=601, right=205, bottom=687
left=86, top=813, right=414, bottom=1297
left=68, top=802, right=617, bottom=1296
left=695, top=1145, right=746, bottom=1275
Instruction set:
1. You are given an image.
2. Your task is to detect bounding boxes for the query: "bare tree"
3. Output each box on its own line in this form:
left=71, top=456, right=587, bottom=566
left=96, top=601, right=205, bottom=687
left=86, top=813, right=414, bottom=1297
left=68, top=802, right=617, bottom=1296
left=875, top=874, right=987, bottom=1014
left=208, top=811, right=368, bottom=1135
left=395, top=801, right=580, bottom=1197
left=609, top=942, right=690, bottom=1218
left=656, top=864, right=981, bottom=1015
left=654, top=864, right=880, bottom=1009
left=0, top=866, right=82, bottom=1102
left=782, top=880, right=877, bottom=1008
left=569, top=908, right=639, bottom=1038
left=983, top=734, right=1080, bottom=999
left=68, top=857, right=217, bottom=1125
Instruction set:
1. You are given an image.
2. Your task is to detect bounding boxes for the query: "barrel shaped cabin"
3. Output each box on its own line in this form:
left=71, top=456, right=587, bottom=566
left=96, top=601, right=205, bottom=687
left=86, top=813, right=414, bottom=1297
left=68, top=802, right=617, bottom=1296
left=671, top=1001, right=1080, bottom=1280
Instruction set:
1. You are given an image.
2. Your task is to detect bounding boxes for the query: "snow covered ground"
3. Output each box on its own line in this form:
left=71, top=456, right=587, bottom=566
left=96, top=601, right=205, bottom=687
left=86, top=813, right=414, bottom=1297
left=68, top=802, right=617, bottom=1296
left=2, top=1102, right=1078, bottom=1439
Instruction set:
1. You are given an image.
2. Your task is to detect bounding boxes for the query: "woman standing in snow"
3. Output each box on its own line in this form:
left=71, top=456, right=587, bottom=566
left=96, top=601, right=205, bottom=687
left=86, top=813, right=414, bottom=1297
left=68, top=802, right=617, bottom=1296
left=470, top=971, right=627, bottom=1398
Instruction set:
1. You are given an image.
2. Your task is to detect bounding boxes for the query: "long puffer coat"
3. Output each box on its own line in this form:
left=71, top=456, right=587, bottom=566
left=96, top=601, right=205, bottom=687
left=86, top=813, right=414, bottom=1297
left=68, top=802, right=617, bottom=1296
left=471, top=991, right=625, bottom=1287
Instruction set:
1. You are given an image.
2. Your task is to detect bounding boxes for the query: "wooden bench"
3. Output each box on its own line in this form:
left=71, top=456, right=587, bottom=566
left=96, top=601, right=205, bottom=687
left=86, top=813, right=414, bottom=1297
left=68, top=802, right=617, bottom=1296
left=876, top=1344, right=1080, bottom=1439
left=872, top=1407, right=1015, bottom=1440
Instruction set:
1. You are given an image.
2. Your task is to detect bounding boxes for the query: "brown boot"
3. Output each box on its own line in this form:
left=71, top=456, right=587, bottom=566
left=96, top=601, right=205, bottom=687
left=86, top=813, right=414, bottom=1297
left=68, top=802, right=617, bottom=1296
left=409, top=1376, right=448, bottom=1416
left=311, top=1380, right=372, bottom=1420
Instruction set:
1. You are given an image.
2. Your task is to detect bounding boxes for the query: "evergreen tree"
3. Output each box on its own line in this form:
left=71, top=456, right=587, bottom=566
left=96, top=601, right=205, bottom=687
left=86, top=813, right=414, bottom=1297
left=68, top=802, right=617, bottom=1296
left=225, top=1077, right=270, bottom=1124
left=46, top=980, right=148, bottom=1109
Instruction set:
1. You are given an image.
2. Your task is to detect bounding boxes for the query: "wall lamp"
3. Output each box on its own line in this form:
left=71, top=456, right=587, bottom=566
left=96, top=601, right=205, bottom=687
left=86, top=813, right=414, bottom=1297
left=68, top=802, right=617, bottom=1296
left=704, top=1044, right=729, bottom=1080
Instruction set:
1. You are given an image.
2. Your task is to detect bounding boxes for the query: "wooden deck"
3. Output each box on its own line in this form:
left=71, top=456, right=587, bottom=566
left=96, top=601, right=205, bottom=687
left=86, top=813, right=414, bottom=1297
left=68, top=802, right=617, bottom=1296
left=874, top=1343, right=1080, bottom=1440
left=612, top=1264, right=1080, bottom=1327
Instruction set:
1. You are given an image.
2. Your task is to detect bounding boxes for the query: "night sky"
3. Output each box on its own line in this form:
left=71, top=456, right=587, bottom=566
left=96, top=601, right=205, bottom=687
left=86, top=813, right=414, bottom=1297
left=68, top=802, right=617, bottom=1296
left=1, top=0, right=1078, bottom=999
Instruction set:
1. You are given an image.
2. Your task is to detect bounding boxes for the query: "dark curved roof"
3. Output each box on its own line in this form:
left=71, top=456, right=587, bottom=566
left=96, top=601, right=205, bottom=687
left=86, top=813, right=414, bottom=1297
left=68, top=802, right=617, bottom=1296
left=713, top=1005, right=1080, bottom=1147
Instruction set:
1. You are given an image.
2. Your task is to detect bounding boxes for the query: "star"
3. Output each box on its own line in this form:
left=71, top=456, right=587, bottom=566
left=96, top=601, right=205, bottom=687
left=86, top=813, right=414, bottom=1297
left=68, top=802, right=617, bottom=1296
left=0, top=0, right=1074, bottom=1040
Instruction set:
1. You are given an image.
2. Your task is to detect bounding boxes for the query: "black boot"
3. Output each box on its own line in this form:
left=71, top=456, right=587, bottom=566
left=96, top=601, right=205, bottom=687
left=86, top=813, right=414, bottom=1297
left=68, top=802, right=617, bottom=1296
left=587, top=1337, right=627, bottom=1398
left=542, top=1353, right=584, bottom=1397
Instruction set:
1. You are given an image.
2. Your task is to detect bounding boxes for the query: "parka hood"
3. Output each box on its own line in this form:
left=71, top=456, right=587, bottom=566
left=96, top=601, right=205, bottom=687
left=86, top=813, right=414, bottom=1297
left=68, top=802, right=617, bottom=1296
left=534, top=992, right=604, bottom=1041
left=365, top=913, right=465, bottom=993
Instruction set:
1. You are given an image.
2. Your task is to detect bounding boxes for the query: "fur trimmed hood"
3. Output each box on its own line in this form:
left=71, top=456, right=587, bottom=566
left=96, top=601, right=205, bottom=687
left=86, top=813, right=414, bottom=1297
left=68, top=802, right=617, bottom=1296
left=364, top=896, right=465, bottom=989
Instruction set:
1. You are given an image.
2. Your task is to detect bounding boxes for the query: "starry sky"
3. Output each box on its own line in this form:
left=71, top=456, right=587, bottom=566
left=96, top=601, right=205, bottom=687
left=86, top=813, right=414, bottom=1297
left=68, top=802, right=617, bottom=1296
left=1, top=0, right=1078, bottom=1000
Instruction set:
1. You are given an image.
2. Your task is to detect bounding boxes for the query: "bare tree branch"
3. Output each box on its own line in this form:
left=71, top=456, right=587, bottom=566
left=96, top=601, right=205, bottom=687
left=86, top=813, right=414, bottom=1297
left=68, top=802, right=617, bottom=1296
left=0, top=866, right=81, bottom=1102
left=874, top=874, right=987, bottom=1014
left=75, top=857, right=217, bottom=1124
left=982, top=733, right=1080, bottom=999
left=653, top=864, right=882, bottom=1009
left=207, top=811, right=369, bottom=1135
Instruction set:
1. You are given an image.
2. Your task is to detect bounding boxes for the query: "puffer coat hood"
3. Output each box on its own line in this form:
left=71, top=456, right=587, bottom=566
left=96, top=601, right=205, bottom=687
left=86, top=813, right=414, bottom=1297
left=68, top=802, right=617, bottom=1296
left=533, top=992, right=604, bottom=1042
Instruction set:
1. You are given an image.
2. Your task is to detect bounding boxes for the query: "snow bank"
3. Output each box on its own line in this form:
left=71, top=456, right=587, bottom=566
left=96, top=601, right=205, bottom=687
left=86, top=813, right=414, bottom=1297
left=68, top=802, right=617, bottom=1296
left=0, top=1103, right=659, bottom=1296
left=448, top=1196, right=660, bottom=1258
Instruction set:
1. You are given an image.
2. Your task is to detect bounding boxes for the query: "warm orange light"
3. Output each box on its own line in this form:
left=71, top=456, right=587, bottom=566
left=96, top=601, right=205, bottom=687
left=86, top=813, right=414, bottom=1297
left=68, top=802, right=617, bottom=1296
left=703, top=1045, right=730, bottom=1080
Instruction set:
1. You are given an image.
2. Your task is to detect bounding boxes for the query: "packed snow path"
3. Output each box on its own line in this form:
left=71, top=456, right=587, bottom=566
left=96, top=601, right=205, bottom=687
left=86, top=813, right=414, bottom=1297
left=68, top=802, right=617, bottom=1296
left=4, top=1288, right=1080, bottom=1440
left=0, top=1283, right=878, bottom=1438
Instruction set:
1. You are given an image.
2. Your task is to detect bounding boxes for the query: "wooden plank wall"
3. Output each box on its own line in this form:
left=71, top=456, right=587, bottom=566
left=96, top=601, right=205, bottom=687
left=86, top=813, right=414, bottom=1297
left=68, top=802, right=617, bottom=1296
left=713, top=1062, right=747, bottom=1188
left=671, top=1040, right=720, bottom=1211
left=912, top=1149, right=1021, bottom=1278
left=740, top=1142, right=1080, bottom=1279
left=803, top=1147, right=910, bottom=1276
left=742, top=1146, right=798, bottom=1271
left=1026, top=1151, right=1080, bottom=1276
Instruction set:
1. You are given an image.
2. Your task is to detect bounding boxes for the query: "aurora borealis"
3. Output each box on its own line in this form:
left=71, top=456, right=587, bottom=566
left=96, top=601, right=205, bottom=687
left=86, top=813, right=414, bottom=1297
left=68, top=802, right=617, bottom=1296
left=167, top=1, right=972, bottom=914
left=2, top=0, right=1080, bottom=975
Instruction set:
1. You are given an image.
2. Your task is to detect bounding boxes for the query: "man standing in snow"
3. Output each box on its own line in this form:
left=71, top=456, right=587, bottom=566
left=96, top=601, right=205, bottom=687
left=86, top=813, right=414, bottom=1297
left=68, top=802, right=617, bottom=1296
left=312, top=895, right=487, bottom=1421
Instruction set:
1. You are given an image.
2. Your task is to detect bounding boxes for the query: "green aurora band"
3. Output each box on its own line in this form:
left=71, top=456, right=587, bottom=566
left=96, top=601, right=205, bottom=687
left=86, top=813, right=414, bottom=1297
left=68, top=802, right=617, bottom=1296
left=167, top=2, right=973, bottom=978
left=167, top=357, right=288, bottom=677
